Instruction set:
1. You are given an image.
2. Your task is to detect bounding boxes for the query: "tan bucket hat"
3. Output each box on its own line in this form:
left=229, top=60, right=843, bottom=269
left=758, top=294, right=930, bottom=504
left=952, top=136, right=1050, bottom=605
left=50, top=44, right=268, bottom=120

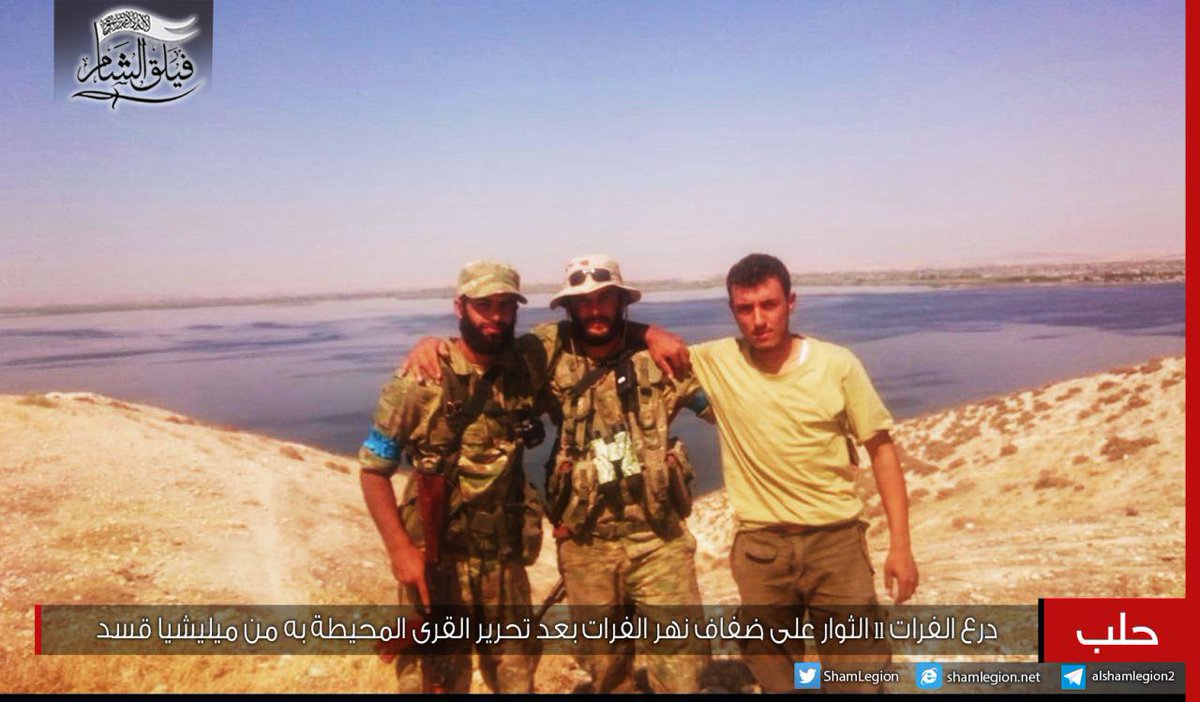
left=456, top=260, right=527, bottom=303
left=548, top=253, right=642, bottom=309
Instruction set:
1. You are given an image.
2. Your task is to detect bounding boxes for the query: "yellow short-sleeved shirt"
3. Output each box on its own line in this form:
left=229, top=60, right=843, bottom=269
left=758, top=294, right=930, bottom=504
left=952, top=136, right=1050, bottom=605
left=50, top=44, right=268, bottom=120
left=690, top=335, right=893, bottom=528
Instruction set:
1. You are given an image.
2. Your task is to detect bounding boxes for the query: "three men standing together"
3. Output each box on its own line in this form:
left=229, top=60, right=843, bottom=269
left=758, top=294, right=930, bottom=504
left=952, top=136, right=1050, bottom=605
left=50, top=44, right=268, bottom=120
left=359, top=252, right=918, bottom=693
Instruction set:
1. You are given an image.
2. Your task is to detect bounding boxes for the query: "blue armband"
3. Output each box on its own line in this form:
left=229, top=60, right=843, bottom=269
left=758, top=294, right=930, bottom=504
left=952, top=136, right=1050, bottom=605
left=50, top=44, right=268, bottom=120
left=363, top=427, right=400, bottom=461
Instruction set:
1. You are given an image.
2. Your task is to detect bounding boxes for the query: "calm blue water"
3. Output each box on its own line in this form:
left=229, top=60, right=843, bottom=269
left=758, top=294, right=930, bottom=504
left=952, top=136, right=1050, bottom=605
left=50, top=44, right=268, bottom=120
left=0, top=284, right=1184, bottom=494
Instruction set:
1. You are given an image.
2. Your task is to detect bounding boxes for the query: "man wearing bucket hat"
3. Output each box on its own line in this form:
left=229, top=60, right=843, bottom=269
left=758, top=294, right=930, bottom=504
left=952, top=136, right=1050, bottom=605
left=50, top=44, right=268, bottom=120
left=537, top=254, right=714, bottom=693
left=359, top=260, right=545, bottom=693
left=403, top=254, right=713, bottom=692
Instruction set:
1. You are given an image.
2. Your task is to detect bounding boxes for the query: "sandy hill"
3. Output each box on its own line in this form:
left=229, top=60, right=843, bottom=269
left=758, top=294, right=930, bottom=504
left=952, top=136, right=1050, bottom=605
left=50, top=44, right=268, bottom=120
left=0, top=356, right=1184, bottom=692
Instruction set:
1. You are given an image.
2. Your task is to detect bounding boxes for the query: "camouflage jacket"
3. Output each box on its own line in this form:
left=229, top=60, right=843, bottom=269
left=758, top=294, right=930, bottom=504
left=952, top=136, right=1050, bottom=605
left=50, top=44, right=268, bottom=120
left=359, top=341, right=545, bottom=561
left=529, top=322, right=712, bottom=538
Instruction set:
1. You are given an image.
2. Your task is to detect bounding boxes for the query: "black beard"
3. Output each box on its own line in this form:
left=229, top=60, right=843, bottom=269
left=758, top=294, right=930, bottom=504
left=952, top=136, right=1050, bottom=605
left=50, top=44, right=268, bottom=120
left=570, top=306, right=626, bottom=347
left=459, top=315, right=514, bottom=356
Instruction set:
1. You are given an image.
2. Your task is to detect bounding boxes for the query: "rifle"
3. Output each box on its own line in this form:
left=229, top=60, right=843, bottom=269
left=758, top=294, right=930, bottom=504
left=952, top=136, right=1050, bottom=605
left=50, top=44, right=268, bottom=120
left=370, top=470, right=446, bottom=687
left=415, top=468, right=448, bottom=693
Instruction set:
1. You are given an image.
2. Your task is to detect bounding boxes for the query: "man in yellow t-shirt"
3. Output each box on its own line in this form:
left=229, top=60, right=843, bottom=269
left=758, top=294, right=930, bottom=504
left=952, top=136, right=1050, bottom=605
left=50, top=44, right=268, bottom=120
left=689, top=253, right=919, bottom=692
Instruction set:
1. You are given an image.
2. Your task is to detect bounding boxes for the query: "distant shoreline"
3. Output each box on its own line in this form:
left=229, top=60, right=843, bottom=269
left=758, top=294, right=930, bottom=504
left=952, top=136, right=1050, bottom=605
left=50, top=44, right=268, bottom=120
left=2, top=257, right=1183, bottom=318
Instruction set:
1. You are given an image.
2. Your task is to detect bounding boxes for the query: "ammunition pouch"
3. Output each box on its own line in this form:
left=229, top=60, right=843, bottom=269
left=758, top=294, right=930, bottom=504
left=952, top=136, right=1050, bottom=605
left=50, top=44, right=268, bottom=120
left=665, top=436, right=696, bottom=518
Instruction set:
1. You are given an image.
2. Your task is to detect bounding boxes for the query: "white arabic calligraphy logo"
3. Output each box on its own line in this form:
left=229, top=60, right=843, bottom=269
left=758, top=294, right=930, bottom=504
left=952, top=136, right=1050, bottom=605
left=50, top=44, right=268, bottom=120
left=1075, top=611, right=1158, bottom=654
left=73, top=6, right=202, bottom=108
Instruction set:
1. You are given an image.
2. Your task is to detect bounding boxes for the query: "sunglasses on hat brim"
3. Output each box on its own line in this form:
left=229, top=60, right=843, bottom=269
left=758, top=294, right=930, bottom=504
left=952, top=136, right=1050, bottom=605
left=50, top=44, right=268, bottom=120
left=567, top=267, right=614, bottom=287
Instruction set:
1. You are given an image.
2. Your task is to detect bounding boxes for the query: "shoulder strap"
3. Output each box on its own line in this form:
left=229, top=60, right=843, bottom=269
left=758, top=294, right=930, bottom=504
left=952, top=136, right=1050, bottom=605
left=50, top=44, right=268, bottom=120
left=443, top=361, right=502, bottom=442
left=567, top=347, right=639, bottom=401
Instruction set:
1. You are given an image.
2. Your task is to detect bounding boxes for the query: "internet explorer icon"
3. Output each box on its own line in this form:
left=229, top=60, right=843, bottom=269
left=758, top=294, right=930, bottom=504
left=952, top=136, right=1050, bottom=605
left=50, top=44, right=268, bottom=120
left=1061, top=664, right=1086, bottom=690
left=794, top=662, right=821, bottom=689
left=915, top=662, right=943, bottom=690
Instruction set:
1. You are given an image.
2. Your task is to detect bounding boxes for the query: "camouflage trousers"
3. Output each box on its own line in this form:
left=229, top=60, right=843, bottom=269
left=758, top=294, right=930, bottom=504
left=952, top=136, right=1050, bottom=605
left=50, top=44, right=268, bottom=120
left=556, top=526, right=710, bottom=693
left=731, top=521, right=890, bottom=693
left=394, top=556, right=538, bottom=693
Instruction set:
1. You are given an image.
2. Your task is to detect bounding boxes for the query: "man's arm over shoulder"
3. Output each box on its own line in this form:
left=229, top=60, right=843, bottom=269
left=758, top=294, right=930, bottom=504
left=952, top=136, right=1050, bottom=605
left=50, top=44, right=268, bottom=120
left=670, top=369, right=716, bottom=424
left=519, top=324, right=565, bottom=416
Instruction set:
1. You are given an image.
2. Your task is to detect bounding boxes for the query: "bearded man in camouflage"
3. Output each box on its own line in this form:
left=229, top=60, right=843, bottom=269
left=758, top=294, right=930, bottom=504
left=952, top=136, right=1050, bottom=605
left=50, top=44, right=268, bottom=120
left=531, top=254, right=714, bottom=693
left=404, top=254, right=712, bottom=692
left=359, top=260, right=544, bottom=693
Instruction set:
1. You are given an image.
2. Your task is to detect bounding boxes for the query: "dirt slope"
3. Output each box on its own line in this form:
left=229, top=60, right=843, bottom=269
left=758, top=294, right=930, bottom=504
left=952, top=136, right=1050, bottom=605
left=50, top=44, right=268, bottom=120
left=0, top=356, right=1184, bottom=692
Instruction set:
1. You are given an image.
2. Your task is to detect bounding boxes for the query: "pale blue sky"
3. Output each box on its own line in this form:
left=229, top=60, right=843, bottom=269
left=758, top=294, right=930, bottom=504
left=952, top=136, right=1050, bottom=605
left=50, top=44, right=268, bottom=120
left=0, top=0, right=1185, bottom=306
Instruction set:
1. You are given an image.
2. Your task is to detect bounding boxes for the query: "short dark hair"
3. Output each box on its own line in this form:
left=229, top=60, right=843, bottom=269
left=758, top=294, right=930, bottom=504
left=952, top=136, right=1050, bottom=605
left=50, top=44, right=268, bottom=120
left=726, top=253, right=791, bottom=298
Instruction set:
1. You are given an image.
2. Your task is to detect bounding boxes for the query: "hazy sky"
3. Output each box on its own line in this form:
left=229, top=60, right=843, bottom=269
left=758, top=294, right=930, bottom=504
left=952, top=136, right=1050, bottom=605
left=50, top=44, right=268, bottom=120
left=0, top=0, right=1185, bottom=306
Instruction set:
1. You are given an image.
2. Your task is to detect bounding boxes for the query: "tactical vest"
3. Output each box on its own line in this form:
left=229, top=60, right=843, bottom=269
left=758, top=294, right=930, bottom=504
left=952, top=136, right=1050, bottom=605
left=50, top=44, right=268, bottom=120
left=398, top=352, right=544, bottom=565
left=545, top=334, right=696, bottom=539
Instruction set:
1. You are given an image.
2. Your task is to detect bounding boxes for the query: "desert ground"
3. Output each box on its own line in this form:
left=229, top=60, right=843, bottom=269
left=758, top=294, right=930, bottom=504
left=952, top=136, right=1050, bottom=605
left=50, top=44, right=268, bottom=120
left=0, top=355, right=1184, bottom=692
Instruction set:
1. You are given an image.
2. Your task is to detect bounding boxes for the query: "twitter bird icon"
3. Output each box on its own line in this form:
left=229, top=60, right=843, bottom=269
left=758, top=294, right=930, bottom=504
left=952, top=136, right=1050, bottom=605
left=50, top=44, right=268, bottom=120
left=794, top=662, right=822, bottom=689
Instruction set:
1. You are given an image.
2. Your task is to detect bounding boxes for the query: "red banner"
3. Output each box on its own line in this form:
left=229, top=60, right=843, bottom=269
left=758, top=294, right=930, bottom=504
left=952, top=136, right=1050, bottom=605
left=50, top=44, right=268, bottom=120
left=1041, top=598, right=1187, bottom=663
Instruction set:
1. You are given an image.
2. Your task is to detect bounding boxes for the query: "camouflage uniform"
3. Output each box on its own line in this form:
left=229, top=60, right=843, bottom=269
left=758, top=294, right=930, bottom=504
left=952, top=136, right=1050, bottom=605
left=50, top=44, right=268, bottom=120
left=359, top=341, right=545, bottom=693
left=530, top=322, right=712, bottom=693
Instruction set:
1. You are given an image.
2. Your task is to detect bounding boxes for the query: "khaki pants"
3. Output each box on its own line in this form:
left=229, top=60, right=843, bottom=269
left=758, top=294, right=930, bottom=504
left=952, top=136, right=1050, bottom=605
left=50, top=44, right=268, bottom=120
left=557, top=528, right=710, bottom=692
left=394, top=556, right=538, bottom=693
left=730, top=521, right=890, bottom=693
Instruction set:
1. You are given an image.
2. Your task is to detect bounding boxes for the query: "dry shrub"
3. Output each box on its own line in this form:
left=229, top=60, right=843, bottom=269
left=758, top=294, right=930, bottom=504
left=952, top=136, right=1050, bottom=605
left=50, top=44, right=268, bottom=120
left=1125, top=395, right=1149, bottom=410
left=950, top=516, right=972, bottom=530
left=1032, top=401, right=1051, bottom=413
left=165, top=416, right=197, bottom=425
left=324, top=461, right=351, bottom=474
left=909, top=487, right=929, bottom=502
left=1015, top=411, right=1035, bottom=427
left=279, top=446, right=305, bottom=461
left=1054, top=387, right=1082, bottom=401
left=921, top=441, right=956, bottom=462
left=1071, top=454, right=1088, bottom=465
left=1100, top=435, right=1158, bottom=462
left=1161, top=377, right=1181, bottom=390
left=1033, top=470, right=1073, bottom=490
left=998, top=443, right=1018, bottom=457
left=73, top=395, right=97, bottom=404
left=905, top=456, right=938, bottom=476
left=1134, top=383, right=1151, bottom=393
left=1000, top=483, right=1018, bottom=493
left=1077, top=405, right=1099, bottom=421
left=17, top=394, right=57, bottom=408
left=948, top=458, right=965, bottom=469
left=1097, top=392, right=1124, bottom=406
left=1098, top=380, right=1118, bottom=391
left=1142, top=358, right=1164, bottom=373
left=1124, top=506, right=1140, bottom=517
left=945, top=422, right=981, bottom=443
left=108, top=400, right=137, bottom=411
